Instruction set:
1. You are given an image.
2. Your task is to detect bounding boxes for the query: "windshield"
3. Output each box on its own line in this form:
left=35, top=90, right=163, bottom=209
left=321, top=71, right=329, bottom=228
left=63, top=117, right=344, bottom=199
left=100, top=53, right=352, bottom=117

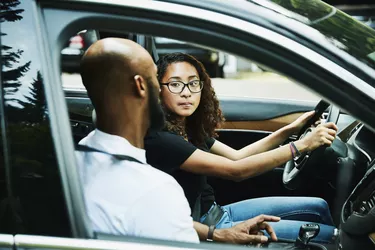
left=251, top=0, right=375, bottom=71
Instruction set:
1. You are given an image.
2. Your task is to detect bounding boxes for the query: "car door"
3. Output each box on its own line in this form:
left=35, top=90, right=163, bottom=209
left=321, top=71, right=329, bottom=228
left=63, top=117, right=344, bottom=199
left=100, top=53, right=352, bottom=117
left=35, top=0, right=375, bottom=248
left=0, top=0, right=75, bottom=239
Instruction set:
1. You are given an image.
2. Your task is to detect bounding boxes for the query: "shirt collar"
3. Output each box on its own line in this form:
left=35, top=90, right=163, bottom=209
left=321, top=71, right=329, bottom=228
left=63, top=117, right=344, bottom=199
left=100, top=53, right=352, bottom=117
left=81, top=129, right=147, bottom=164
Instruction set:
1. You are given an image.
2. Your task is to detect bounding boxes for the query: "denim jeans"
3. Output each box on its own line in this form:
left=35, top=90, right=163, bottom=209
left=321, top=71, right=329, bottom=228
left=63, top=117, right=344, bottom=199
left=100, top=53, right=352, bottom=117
left=200, top=197, right=336, bottom=244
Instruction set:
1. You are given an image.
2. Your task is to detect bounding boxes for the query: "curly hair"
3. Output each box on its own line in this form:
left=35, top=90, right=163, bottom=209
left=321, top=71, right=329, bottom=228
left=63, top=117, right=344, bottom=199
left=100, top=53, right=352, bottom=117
left=156, top=52, right=225, bottom=146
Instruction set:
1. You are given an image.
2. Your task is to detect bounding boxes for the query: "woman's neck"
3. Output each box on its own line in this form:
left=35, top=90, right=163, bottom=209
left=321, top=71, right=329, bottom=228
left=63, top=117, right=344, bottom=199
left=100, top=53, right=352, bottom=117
left=175, top=116, right=186, bottom=128
left=176, top=117, right=188, bottom=140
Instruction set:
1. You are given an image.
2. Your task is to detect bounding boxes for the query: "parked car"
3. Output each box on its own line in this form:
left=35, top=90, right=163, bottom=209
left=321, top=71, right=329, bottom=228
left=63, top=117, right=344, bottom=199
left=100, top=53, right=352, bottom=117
left=61, top=30, right=99, bottom=73
left=61, top=34, right=225, bottom=77
left=1, top=0, right=375, bottom=249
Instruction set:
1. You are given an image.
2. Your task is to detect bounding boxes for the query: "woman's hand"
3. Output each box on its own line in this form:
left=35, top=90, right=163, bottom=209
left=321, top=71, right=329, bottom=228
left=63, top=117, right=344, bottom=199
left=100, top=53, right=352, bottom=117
left=298, top=122, right=338, bottom=151
left=288, top=111, right=316, bottom=134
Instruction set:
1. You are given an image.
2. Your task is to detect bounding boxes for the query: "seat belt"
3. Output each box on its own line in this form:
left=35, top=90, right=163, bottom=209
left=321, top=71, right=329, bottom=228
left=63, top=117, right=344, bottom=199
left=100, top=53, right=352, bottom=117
left=75, top=144, right=144, bottom=164
left=78, top=145, right=205, bottom=222
left=191, top=193, right=201, bottom=222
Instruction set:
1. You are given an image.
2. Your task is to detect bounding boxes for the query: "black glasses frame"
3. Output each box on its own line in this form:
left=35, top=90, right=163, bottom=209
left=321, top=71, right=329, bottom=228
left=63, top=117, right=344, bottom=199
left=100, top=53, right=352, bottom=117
left=160, top=80, right=204, bottom=94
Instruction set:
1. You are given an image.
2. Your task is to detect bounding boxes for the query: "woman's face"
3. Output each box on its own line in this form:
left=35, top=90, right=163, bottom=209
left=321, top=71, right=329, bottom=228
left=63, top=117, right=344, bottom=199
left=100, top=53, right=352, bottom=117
left=160, top=62, right=202, bottom=118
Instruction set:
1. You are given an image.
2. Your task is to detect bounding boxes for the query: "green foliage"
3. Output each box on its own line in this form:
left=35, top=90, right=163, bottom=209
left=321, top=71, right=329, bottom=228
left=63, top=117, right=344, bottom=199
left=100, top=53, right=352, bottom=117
left=0, top=1, right=56, bottom=180
left=17, top=71, right=47, bottom=123
left=0, top=0, right=23, bottom=23
left=0, top=0, right=30, bottom=102
left=6, top=122, right=56, bottom=177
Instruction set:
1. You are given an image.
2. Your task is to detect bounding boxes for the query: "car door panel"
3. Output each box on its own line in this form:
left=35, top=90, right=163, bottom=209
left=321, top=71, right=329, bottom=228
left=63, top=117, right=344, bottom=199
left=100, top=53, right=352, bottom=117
left=219, top=96, right=315, bottom=121
left=0, top=235, right=14, bottom=250
left=208, top=98, right=315, bottom=203
left=14, top=234, right=248, bottom=250
left=217, top=96, right=313, bottom=153
left=222, top=112, right=303, bottom=131
left=210, top=98, right=355, bottom=204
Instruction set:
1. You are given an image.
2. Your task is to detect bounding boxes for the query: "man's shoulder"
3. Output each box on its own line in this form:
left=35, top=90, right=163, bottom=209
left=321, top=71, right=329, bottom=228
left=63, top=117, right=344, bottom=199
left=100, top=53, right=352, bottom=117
left=131, top=166, right=190, bottom=214
left=138, top=163, right=181, bottom=186
left=78, top=130, right=96, bottom=145
left=104, top=160, right=180, bottom=189
left=132, top=163, right=187, bottom=202
left=85, top=161, right=184, bottom=206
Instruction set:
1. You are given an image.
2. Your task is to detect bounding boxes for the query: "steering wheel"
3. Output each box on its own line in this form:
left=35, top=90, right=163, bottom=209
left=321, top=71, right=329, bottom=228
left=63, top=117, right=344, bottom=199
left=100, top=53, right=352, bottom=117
left=283, top=100, right=340, bottom=190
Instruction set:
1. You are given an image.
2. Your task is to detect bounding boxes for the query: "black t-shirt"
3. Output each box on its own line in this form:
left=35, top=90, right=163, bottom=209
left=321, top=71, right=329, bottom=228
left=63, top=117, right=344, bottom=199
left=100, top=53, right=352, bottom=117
left=145, top=130, right=216, bottom=217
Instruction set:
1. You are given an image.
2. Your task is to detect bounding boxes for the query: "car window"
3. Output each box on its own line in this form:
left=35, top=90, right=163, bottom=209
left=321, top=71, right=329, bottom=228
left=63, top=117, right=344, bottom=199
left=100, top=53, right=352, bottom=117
left=62, top=33, right=319, bottom=102
left=154, top=37, right=320, bottom=100
left=0, top=0, right=71, bottom=236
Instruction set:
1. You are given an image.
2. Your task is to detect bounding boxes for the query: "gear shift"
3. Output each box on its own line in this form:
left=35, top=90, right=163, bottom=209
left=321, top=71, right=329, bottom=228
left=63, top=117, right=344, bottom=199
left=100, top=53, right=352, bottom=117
left=295, top=224, right=320, bottom=248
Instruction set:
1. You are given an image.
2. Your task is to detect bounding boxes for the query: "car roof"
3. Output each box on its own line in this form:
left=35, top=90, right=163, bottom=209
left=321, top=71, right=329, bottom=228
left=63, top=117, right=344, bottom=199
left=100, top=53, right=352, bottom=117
left=157, top=0, right=375, bottom=86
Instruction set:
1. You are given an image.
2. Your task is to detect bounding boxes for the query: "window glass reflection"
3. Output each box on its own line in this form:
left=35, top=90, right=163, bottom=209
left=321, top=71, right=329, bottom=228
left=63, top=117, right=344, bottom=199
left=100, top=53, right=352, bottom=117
left=1, top=0, right=70, bottom=236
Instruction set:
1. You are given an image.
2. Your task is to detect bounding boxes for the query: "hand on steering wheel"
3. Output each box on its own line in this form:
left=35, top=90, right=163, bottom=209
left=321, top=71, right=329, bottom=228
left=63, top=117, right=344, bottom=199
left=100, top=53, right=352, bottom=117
left=283, top=101, right=340, bottom=190
left=288, top=110, right=317, bottom=134
left=300, top=122, right=338, bottom=151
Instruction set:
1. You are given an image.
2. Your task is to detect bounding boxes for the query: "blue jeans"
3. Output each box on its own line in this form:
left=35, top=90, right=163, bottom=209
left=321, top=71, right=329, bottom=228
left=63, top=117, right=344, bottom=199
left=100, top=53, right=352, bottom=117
left=200, top=197, right=336, bottom=244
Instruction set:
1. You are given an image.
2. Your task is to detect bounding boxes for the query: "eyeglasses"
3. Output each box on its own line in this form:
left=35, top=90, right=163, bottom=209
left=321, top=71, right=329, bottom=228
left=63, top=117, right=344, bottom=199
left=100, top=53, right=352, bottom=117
left=160, top=80, right=204, bottom=94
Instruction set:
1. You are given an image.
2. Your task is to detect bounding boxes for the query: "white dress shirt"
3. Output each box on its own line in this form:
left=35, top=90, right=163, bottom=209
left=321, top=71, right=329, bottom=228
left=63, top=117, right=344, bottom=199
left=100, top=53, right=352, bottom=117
left=76, top=129, right=199, bottom=243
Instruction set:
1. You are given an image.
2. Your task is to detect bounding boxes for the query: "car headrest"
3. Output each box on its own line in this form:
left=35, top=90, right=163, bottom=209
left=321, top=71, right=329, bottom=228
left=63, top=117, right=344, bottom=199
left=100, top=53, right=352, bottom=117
left=92, top=109, right=97, bottom=127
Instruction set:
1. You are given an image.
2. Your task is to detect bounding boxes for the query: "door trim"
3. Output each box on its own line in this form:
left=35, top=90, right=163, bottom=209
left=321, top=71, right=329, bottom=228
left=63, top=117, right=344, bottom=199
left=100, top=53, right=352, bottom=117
left=0, top=234, right=14, bottom=247
left=222, top=112, right=304, bottom=132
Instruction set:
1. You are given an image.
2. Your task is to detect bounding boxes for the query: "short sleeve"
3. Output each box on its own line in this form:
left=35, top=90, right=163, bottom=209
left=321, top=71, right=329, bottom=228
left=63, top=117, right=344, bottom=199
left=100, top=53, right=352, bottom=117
left=145, top=131, right=197, bottom=174
left=205, top=137, right=215, bottom=150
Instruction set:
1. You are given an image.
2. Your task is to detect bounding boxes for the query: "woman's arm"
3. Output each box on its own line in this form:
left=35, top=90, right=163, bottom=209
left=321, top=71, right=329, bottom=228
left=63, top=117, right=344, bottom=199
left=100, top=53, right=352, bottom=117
left=181, top=122, right=337, bottom=182
left=210, top=111, right=315, bottom=160
left=210, top=123, right=295, bottom=160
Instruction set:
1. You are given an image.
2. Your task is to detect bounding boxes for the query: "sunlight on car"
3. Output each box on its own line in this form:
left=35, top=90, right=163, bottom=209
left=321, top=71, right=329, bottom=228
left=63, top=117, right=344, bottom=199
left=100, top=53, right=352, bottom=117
left=368, top=51, right=375, bottom=61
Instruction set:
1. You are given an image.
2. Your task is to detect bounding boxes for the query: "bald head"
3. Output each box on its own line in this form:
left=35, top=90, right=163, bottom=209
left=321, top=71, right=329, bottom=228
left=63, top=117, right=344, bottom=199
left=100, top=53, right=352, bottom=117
left=80, top=38, right=164, bottom=146
left=80, top=38, right=155, bottom=111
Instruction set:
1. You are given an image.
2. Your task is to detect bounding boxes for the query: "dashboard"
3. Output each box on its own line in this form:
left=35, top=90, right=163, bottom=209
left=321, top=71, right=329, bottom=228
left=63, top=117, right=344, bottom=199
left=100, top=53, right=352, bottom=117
left=338, top=123, right=375, bottom=250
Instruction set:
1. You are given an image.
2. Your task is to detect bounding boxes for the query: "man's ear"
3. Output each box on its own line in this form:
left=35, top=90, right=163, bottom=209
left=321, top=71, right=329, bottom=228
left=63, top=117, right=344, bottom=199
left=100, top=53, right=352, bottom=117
left=133, top=75, right=147, bottom=98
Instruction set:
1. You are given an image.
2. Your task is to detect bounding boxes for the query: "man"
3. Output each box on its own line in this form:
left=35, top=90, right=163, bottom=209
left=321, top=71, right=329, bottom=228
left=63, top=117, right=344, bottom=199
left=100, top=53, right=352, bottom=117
left=77, top=37, right=279, bottom=244
left=77, top=38, right=197, bottom=242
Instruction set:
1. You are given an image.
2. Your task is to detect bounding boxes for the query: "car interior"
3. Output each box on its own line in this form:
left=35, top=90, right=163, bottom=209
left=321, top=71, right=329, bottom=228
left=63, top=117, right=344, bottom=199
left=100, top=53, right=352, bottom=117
left=60, top=28, right=375, bottom=249
left=3, top=0, right=375, bottom=249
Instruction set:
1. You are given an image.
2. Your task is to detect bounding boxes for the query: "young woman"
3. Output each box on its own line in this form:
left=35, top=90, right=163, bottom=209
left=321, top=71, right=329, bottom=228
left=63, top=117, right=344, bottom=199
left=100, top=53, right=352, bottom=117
left=145, top=53, right=338, bottom=243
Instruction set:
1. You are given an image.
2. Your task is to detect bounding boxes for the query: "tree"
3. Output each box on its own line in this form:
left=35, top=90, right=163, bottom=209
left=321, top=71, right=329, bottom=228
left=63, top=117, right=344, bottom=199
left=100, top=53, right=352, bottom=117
left=0, top=0, right=30, bottom=103
left=0, top=0, right=23, bottom=23
left=18, top=71, right=47, bottom=123
left=1, top=46, right=30, bottom=102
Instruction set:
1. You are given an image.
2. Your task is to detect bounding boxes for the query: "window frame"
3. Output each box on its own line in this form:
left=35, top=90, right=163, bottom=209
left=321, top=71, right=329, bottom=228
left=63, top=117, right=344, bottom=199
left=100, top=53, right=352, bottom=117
left=0, top=6, right=25, bottom=249
left=0, top=5, right=16, bottom=207
left=38, top=0, right=375, bottom=244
